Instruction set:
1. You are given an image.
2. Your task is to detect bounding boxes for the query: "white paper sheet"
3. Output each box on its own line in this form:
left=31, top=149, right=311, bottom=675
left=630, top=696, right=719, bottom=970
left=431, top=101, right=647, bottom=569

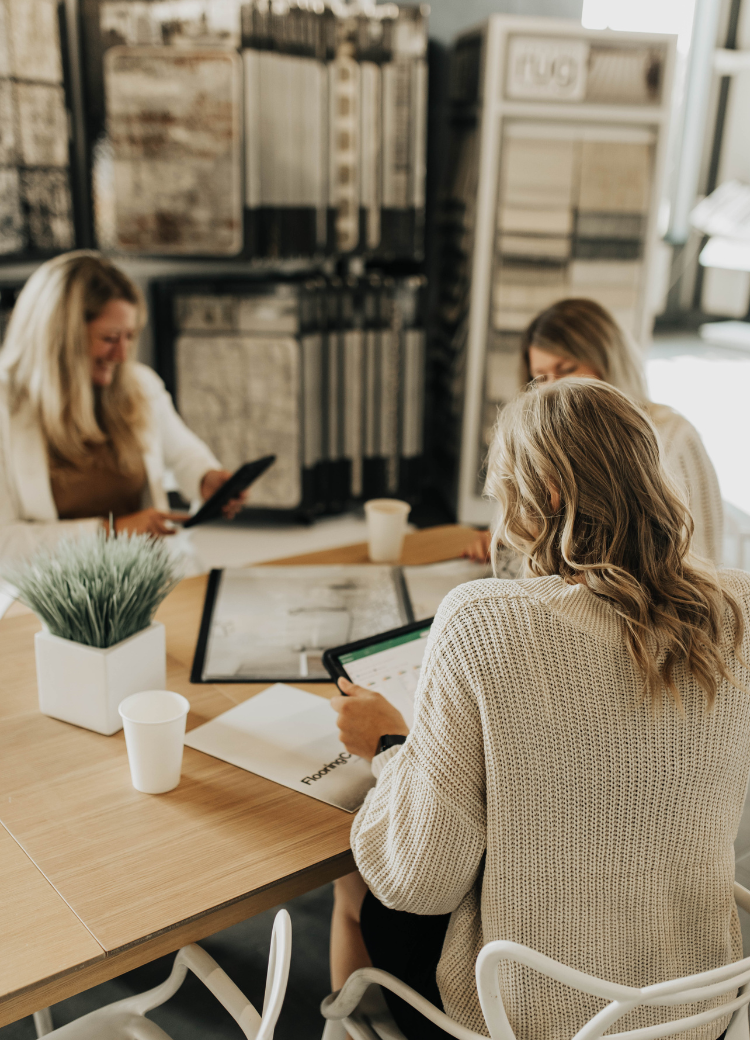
left=184, top=683, right=376, bottom=812
left=401, top=559, right=492, bottom=621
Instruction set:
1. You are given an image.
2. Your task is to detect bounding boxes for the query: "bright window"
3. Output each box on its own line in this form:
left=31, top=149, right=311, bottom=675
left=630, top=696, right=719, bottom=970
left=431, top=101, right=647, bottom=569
left=581, top=0, right=697, bottom=53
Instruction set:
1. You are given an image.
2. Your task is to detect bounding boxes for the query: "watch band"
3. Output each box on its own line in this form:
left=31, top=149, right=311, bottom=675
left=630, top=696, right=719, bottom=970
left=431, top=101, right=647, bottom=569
left=376, top=733, right=407, bottom=756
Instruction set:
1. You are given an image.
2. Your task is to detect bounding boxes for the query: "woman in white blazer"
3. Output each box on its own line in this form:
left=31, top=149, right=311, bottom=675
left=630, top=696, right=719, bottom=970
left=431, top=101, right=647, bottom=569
left=0, top=251, right=238, bottom=561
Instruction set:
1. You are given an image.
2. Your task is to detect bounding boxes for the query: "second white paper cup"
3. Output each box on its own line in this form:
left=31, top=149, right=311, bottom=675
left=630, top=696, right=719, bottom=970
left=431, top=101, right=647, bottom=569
left=365, top=498, right=411, bottom=562
left=118, top=690, right=190, bottom=794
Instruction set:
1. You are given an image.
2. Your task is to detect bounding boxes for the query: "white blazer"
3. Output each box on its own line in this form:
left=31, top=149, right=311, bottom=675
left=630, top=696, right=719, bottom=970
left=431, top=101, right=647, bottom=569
left=0, top=363, right=220, bottom=561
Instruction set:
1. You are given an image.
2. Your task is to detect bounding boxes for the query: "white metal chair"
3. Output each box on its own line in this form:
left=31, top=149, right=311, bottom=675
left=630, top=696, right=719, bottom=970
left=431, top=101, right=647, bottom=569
left=35, top=908, right=291, bottom=1040
left=321, top=885, right=750, bottom=1040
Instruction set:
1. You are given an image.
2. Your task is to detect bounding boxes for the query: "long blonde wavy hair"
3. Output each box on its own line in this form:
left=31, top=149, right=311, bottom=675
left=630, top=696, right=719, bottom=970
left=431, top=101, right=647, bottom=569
left=0, top=251, right=148, bottom=474
left=486, top=378, right=743, bottom=709
left=521, top=297, right=649, bottom=403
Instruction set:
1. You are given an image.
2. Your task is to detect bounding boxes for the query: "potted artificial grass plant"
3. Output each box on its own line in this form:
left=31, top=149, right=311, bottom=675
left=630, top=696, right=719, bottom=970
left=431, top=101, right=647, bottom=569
left=6, top=530, right=179, bottom=735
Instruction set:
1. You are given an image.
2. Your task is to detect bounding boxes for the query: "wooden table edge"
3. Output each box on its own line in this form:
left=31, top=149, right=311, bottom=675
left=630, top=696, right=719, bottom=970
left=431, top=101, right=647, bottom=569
left=0, top=848, right=355, bottom=1027
left=0, top=525, right=477, bottom=1025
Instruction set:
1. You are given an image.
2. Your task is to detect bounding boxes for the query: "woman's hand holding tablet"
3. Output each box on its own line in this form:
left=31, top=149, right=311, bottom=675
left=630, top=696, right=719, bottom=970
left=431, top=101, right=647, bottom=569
left=181, top=456, right=276, bottom=529
left=323, top=619, right=432, bottom=761
left=330, top=678, right=409, bottom=762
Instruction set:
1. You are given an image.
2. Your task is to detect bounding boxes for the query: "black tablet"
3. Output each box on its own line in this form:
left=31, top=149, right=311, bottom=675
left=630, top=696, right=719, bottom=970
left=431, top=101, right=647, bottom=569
left=182, top=456, right=276, bottom=528
left=322, top=618, right=433, bottom=706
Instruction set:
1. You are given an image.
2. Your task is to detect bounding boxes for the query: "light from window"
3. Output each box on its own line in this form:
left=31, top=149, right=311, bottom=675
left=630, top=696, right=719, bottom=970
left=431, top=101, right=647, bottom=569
left=581, top=0, right=697, bottom=53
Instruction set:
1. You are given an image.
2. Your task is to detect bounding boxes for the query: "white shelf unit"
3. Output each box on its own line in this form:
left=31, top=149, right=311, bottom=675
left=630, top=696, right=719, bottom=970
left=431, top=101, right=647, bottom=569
left=450, top=16, right=676, bottom=526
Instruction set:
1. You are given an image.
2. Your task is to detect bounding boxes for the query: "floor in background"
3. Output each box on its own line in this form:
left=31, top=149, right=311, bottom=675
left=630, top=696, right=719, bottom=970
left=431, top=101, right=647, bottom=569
left=2, top=884, right=333, bottom=1040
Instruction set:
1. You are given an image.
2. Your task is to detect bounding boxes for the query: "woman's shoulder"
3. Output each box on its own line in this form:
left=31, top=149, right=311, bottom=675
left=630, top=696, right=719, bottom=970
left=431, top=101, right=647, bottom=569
left=719, top=568, right=750, bottom=605
left=433, top=574, right=606, bottom=639
left=130, top=362, right=167, bottom=398
left=644, top=402, right=702, bottom=448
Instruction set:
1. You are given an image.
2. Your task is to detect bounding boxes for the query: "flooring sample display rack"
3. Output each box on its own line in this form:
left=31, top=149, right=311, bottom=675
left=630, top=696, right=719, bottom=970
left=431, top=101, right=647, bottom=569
left=152, top=272, right=426, bottom=519
left=437, top=16, right=676, bottom=526
left=81, top=0, right=428, bottom=261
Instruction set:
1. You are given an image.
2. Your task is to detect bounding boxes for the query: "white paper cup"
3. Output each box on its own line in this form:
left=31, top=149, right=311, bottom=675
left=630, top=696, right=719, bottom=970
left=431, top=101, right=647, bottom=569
left=364, top=498, right=411, bottom=562
left=118, top=690, right=190, bottom=794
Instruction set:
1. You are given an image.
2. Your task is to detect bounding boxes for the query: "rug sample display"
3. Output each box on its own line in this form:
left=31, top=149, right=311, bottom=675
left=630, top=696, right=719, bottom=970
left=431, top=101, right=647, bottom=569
left=102, top=47, right=242, bottom=255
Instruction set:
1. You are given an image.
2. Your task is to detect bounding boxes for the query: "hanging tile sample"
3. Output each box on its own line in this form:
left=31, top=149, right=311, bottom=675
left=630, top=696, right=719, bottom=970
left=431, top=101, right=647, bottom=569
left=0, top=0, right=74, bottom=256
left=103, top=47, right=242, bottom=255
left=176, top=333, right=303, bottom=508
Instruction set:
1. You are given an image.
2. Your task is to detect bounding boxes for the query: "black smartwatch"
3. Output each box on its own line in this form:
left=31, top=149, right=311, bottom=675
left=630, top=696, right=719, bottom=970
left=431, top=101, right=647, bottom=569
left=376, top=734, right=407, bottom=756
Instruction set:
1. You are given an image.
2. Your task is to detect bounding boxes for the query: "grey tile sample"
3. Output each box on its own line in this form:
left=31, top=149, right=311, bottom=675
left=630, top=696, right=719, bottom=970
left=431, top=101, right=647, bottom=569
left=5, top=0, right=63, bottom=83
left=20, top=168, right=74, bottom=249
left=176, top=334, right=302, bottom=509
left=15, top=83, right=69, bottom=167
left=0, top=0, right=74, bottom=257
left=575, top=212, right=647, bottom=241
left=0, top=166, right=23, bottom=253
left=0, top=79, right=15, bottom=164
left=0, top=2, right=10, bottom=78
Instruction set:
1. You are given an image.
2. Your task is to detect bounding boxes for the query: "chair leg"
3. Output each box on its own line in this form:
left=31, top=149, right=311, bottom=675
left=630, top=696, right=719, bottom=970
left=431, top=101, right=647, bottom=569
left=322, top=1017, right=348, bottom=1040
left=33, top=1008, right=53, bottom=1037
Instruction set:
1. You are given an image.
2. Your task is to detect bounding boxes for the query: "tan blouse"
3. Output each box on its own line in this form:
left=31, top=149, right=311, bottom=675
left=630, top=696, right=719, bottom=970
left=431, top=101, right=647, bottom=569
left=49, top=443, right=146, bottom=521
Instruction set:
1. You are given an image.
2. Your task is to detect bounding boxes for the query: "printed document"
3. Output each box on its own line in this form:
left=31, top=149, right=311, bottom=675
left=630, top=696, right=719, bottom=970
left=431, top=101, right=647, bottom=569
left=184, top=683, right=376, bottom=812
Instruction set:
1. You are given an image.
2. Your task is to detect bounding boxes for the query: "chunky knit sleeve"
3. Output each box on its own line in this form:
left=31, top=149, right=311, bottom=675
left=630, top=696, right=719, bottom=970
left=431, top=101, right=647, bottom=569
left=649, top=405, right=723, bottom=565
left=350, top=591, right=488, bottom=915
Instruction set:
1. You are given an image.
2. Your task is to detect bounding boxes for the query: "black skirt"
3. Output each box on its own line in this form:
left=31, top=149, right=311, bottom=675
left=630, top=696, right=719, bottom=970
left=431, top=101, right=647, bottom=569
left=359, top=891, right=452, bottom=1040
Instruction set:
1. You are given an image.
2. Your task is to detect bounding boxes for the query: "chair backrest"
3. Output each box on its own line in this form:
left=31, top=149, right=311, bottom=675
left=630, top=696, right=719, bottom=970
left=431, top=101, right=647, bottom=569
left=127, top=908, right=292, bottom=1040
left=475, top=940, right=750, bottom=1040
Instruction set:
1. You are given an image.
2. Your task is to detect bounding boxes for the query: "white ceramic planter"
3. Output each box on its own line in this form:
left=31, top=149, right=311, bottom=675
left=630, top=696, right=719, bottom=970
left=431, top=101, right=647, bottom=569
left=35, top=622, right=167, bottom=735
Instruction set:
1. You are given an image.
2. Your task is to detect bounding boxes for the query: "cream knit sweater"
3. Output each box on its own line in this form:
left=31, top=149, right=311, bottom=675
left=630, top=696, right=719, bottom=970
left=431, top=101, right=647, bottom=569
left=351, top=572, right=750, bottom=1040
left=647, top=404, right=724, bottom=566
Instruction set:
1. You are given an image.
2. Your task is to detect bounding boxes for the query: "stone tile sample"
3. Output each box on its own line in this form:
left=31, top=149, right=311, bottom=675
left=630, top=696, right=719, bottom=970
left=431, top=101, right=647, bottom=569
left=104, top=47, right=242, bottom=255
left=176, top=334, right=302, bottom=509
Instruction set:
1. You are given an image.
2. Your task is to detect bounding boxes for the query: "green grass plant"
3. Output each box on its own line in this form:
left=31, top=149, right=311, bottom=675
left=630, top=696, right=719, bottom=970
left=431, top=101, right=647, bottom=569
left=5, top=529, right=180, bottom=649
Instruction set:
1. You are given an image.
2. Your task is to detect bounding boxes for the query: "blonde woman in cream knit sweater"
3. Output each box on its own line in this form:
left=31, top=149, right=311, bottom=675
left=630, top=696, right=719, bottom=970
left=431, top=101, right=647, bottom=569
left=331, top=379, right=750, bottom=1040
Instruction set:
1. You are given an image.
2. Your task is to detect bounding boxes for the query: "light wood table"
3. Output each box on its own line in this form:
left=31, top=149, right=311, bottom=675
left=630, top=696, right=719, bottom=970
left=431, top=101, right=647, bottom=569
left=0, top=524, right=475, bottom=1026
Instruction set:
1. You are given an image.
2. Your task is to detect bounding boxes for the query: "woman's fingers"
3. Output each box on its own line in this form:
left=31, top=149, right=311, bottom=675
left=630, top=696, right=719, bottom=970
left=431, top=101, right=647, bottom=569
left=462, top=530, right=492, bottom=562
left=222, top=497, right=245, bottom=520
left=330, top=683, right=409, bottom=761
left=116, top=508, right=186, bottom=537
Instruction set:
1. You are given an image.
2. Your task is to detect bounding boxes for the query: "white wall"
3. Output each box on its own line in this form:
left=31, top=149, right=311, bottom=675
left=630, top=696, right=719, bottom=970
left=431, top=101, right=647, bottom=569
left=424, top=0, right=584, bottom=43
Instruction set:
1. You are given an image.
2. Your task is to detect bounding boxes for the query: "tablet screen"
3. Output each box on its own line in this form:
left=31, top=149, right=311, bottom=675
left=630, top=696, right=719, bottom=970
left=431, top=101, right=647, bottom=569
left=338, top=622, right=431, bottom=727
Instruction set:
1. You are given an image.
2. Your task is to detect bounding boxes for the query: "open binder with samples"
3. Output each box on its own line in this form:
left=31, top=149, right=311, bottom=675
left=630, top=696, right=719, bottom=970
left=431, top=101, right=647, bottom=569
left=152, top=272, right=426, bottom=516
left=191, top=558, right=492, bottom=684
